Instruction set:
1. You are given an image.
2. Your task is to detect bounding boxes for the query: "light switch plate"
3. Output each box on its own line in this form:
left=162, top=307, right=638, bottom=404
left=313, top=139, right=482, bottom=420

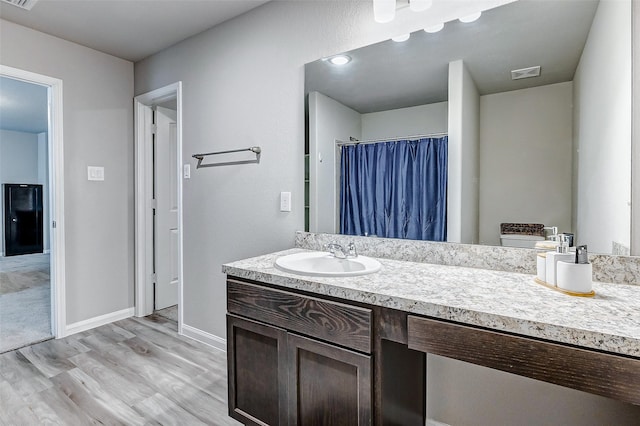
left=87, top=166, right=104, bottom=181
left=183, top=164, right=191, bottom=179
left=280, top=191, right=291, bottom=212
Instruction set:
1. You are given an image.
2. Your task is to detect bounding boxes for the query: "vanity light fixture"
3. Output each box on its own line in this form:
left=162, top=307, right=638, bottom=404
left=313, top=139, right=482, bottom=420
left=459, top=11, right=482, bottom=23
left=327, top=55, right=352, bottom=65
left=392, top=34, right=411, bottom=42
left=374, top=0, right=432, bottom=23
left=373, top=0, right=396, bottom=23
left=424, top=23, right=445, bottom=33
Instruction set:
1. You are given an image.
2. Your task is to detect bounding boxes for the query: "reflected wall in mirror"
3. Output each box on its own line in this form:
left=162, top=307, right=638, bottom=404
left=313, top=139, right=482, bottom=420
left=305, top=0, right=632, bottom=255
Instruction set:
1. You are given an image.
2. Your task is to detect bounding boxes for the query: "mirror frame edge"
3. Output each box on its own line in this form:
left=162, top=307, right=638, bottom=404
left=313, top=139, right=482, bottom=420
left=632, top=0, right=639, bottom=256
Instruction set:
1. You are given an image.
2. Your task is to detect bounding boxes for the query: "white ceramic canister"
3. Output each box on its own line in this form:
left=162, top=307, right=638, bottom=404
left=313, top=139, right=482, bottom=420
left=556, top=261, right=593, bottom=294
left=536, top=253, right=546, bottom=283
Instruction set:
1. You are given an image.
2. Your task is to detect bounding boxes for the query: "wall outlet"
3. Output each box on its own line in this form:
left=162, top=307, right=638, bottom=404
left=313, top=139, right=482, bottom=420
left=87, top=166, right=104, bottom=181
left=280, top=191, right=291, bottom=212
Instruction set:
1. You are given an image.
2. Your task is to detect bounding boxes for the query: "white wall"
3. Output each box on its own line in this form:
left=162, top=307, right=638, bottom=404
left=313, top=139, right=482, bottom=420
left=134, top=1, right=639, bottom=423
left=479, top=82, right=573, bottom=246
left=0, top=129, right=50, bottom=255
left=573, top=0, right=631, bottom=254
left=0, top=129, right=39, bottom=183
left=448, top=60, right=480, bottom=244
left=0, top=19, right=134, bottom=324
left=361, top=102, right=448, bottom=140
left=308, top=91, right=361, bottom=234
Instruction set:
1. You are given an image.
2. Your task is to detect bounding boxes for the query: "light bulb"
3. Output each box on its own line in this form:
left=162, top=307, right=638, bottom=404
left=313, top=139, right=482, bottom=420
left=459, top=11, right=482, bottom=23
left=391, top=34, right=410, bottom=42
left=424, top=23, right=444, bottom=33
left=410, top=0, right=432, bottom=12
left=374, top=0, right=396, bottom=23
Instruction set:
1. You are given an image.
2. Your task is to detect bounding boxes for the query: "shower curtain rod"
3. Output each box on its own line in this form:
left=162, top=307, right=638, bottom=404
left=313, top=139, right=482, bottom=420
left=335, top=132, right=448, bottom=146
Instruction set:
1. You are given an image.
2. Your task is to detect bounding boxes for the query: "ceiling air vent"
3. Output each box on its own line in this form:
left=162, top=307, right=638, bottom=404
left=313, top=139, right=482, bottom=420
left=1, top=0, right=38, bottom=10
left=511, top=66, right=541, bottom=80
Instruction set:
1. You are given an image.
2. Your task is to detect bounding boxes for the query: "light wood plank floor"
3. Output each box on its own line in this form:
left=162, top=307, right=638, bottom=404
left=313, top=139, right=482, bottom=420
left=0, top=313, right=241, bottom=425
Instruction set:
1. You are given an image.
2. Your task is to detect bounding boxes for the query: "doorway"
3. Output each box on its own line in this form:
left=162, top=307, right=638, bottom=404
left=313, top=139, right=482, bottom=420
left=0, top=66, right=66, bottom=351
left=134, top=83, right=184, bottom=332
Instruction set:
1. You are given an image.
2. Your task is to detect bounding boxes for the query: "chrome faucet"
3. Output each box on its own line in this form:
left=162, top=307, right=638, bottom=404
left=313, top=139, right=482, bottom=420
left=544, top=226, right=559, bottom=241
left=326, top=242, right=358, bottom=259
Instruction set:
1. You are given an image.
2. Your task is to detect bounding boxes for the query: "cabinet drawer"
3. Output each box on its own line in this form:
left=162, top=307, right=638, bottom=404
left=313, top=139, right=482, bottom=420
left=228, top=279, right=372, bottom=353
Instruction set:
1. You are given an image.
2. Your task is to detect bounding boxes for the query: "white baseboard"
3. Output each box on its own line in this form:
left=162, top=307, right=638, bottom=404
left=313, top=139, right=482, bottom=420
left=427, top=419, right=451, bottom=426
left=181, top=323, right=226, bottom=352
left=64, top=307, right=134, bottom=337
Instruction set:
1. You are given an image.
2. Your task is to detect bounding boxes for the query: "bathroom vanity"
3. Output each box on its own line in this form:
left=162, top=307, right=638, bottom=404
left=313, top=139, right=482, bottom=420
left=223, top=248, right=640, bottom=425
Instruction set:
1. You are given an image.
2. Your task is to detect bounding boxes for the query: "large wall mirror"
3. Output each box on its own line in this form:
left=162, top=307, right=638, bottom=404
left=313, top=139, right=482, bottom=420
left=305, top=0, right=633, bottom=255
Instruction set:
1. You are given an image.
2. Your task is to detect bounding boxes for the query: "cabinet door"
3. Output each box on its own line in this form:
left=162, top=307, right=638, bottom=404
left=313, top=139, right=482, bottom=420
left=287, top=333, right=372, bottom=426
left=227, top=314, right=288, bottom=426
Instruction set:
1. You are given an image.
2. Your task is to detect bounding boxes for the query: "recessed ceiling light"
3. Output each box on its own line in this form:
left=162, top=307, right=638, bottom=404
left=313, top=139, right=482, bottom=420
left=328, top=55, right=351, bottom=66
left=392, top=34, right=411, bottom=42
left=424, top=23, right=445, bottom=33
left=459, top=11, right=482, bottom=23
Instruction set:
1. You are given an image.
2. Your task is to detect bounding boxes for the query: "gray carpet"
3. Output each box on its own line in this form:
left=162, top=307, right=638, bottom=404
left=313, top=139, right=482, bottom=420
left=0, top=284, right=52, bottom=352
left=0, top=254, right=52, bottom=353
left=154, top=305, right=178, bottom=322
left=0, top=253, right=50, bottom=295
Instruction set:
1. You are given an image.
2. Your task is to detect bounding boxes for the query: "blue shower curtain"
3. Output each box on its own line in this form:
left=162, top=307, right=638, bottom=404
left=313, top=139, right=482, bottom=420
left=340, top=137, right=448, bottom=241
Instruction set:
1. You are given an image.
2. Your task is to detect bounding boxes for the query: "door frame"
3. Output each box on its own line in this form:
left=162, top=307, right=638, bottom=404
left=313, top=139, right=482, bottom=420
left=0, top=65, right=66, bottom=338
left=134, top=82, right=184, bottom=332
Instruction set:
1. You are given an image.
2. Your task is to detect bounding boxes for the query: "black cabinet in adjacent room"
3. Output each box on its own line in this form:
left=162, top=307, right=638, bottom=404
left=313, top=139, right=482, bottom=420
left=4, top=184, right=44, bottom=256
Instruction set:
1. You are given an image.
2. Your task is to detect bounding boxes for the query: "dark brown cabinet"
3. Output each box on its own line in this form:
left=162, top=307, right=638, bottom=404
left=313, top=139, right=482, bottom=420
left=227, top=315, right=288, bottom=426
left=227, top=279, right=373, bottom=426
left=287, top=333, right=371, bottom=425
left=226, top=271, right=640, bottom=425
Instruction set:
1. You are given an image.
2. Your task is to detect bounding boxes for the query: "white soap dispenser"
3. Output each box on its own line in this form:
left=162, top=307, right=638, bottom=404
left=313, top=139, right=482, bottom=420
left=545, top=234, right=573, bottom=286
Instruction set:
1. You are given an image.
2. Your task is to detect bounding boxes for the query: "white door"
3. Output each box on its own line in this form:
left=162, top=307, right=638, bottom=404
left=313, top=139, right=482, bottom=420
left=154, top=107, right=179, bottom=309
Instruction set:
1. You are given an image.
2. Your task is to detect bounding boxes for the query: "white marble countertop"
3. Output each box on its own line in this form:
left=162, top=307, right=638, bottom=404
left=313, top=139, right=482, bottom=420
left=222, top=248, right=640, bottom=358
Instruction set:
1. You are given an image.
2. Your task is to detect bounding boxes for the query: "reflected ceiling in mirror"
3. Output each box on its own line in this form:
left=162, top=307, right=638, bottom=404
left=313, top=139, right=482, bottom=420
left=305, top=0, right=598, bottom=113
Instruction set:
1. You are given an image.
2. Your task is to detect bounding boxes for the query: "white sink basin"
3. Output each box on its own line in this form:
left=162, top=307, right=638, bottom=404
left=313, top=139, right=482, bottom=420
left=274, top=252, right=381, bottom=277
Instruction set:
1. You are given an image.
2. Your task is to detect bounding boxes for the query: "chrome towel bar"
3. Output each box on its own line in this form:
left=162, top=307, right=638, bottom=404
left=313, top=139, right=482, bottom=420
left=192, top=146, right=261, bottom=168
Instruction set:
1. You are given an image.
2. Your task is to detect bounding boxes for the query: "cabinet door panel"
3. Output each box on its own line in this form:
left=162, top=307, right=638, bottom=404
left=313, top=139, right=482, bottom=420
left=227, top=315, right=288, bottom=426
left=288, top=333, right=371, bottom=426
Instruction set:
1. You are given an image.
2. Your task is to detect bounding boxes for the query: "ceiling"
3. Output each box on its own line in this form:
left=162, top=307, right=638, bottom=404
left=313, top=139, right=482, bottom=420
left=0, top=76, right=48, bottom=133
left=0, top=0, right=268, bottom=134
left=0, top=0, right=270, bottom=62
left=305, top=0, right=599, bottom=113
